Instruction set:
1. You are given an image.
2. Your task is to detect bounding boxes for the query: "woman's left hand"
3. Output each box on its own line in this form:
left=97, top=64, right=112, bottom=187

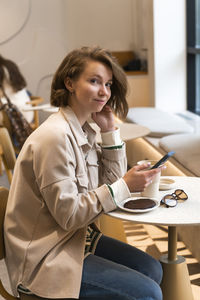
left=91, top=105, right=115, bottom=132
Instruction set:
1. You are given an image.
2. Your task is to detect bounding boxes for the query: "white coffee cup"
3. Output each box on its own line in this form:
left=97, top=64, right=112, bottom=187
left=137, top=160, right=161, bottom=199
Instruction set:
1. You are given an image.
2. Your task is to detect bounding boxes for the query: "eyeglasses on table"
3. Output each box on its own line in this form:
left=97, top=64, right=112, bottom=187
left=161, top=189, right=188, bottom=207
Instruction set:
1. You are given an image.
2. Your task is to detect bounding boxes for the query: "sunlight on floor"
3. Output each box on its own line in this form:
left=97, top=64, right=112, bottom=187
left=123, top=221, right=200, bottom=300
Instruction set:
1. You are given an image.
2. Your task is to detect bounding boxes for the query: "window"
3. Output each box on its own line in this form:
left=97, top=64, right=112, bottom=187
left=187, top=0, right=200, bottom=113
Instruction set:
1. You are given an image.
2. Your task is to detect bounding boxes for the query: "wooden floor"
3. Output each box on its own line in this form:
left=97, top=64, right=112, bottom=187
left=123, top=221, right=200, bottom=300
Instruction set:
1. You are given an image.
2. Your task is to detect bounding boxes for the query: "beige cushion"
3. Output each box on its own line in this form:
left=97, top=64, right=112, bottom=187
left=159, top=133, right=200, bottom=176
left=126, top=107, right=194, bottom=137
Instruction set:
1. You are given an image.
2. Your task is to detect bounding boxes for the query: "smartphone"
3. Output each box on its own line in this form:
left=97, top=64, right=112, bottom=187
left=151, top=151, right=175, bottom=169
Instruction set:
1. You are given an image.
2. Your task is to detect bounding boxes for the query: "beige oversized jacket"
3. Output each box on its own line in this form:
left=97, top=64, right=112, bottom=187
left=4, top=107, right=127, bottom=299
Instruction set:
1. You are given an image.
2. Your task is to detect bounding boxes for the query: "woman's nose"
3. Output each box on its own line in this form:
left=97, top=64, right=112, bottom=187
left=99, top=85, right=109, bottom=97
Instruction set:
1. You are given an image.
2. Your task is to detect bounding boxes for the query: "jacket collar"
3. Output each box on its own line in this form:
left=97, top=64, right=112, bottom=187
left=60, top=106, right=97, bottom=147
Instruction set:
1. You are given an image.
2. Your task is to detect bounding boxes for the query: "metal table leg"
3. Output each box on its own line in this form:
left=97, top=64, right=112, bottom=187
left=160, top=226, right=194, bottom=300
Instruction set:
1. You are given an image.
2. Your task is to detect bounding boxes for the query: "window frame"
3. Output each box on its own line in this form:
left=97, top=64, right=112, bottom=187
left=187, top=0, right=200, bottom=113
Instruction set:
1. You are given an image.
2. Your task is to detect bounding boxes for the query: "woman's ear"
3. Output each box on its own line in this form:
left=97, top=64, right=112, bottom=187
left=64, top=77, right=74, bottom=93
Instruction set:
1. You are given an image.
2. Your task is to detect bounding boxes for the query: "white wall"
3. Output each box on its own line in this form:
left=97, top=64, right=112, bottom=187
left=0, top=0, right=67, bottom=105
left=131, top=0, right=151, bottom=57
left=0, top=0, right=135, bottom=107
left=0, top=0, right=187, bottom=116
left=151, top=0, right=187, bottom=111
left=63, top=0, right=134, bottom=52
left=132, top=0, right=187, bottom=112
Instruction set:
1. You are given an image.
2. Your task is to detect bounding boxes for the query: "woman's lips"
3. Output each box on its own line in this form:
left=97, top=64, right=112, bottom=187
left=94, top=99, right=105, bottom=104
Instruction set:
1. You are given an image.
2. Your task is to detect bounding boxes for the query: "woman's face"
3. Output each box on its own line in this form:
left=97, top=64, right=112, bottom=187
left=65, top=60, right=113, bottom=124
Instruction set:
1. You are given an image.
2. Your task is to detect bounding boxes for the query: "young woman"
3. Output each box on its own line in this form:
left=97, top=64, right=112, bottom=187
left=0, top=55, right=34, bottom=123
left=4, top=46, right=163, bottom=300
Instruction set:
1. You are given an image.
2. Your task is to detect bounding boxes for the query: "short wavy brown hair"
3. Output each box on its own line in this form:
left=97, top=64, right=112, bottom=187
left=50, top=46, right=128, bottom=119
left=0, top=55, right=27, bottom=92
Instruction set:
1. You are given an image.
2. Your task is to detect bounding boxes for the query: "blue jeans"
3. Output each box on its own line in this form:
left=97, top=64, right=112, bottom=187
left=79, top=235, right=163, bottom=300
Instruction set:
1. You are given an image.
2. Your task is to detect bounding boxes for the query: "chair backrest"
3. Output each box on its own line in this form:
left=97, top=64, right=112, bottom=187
left=0, top=127, right=16, bottom=184
left=0, top=96, right=44, bottom=154
left=0, top=187, right=9, bottom=260
left=0, top=187, right=18, bottom=300
left=29, top=96, right=44, bottom=129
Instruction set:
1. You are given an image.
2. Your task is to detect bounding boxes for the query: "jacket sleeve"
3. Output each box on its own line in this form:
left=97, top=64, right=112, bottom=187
left=97, top=143, right=128, bottom=185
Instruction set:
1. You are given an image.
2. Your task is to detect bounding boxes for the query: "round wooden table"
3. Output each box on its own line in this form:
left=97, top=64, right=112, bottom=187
left=90, top=122, right=150, bottom=143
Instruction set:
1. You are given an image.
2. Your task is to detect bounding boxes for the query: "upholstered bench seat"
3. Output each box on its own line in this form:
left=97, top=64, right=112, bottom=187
left=126, top=107, right=194, bottom=137
left=159, top=133, right=200, bottom=177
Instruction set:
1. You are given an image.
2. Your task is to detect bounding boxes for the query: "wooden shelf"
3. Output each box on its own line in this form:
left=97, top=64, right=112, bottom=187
left=125, top=71, right=148, bottom=76
left=111, top=51, right=134, bottom=66
left=111, top=51, right=147, bottom=75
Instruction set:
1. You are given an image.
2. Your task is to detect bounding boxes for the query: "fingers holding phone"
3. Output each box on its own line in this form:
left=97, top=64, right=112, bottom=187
left=123, top=164, right=161, bottom=193
left=135, top=155, right=174, bottom=198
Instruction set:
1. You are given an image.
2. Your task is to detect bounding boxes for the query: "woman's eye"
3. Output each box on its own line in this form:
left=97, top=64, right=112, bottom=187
left=106, top=82, right=112, bottom=88
left=90, top=78, right=98, bottom=84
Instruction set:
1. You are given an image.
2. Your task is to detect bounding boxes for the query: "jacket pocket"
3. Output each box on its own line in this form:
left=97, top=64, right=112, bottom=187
left=77, top=174, right=88, bottom=192
left=86, top=156, right=99, bottom=167
left=86, top=153, right=99, bottom=189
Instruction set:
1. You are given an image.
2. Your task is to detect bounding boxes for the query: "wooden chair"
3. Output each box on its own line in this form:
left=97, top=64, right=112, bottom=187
left=0, top=128, right=16, bottom=184
left=27, top=96, right=44, bottom=130
left=0, top=188, right=49, bottom=300
left=0, top=186, right=17, bottom=300
left=1, top=96, right=44, bottom=154
left=1, top=96, right=44, bottom=133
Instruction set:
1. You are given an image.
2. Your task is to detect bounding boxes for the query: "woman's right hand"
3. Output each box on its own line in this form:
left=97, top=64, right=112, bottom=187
left=123, top=163, right=162, bottom=193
